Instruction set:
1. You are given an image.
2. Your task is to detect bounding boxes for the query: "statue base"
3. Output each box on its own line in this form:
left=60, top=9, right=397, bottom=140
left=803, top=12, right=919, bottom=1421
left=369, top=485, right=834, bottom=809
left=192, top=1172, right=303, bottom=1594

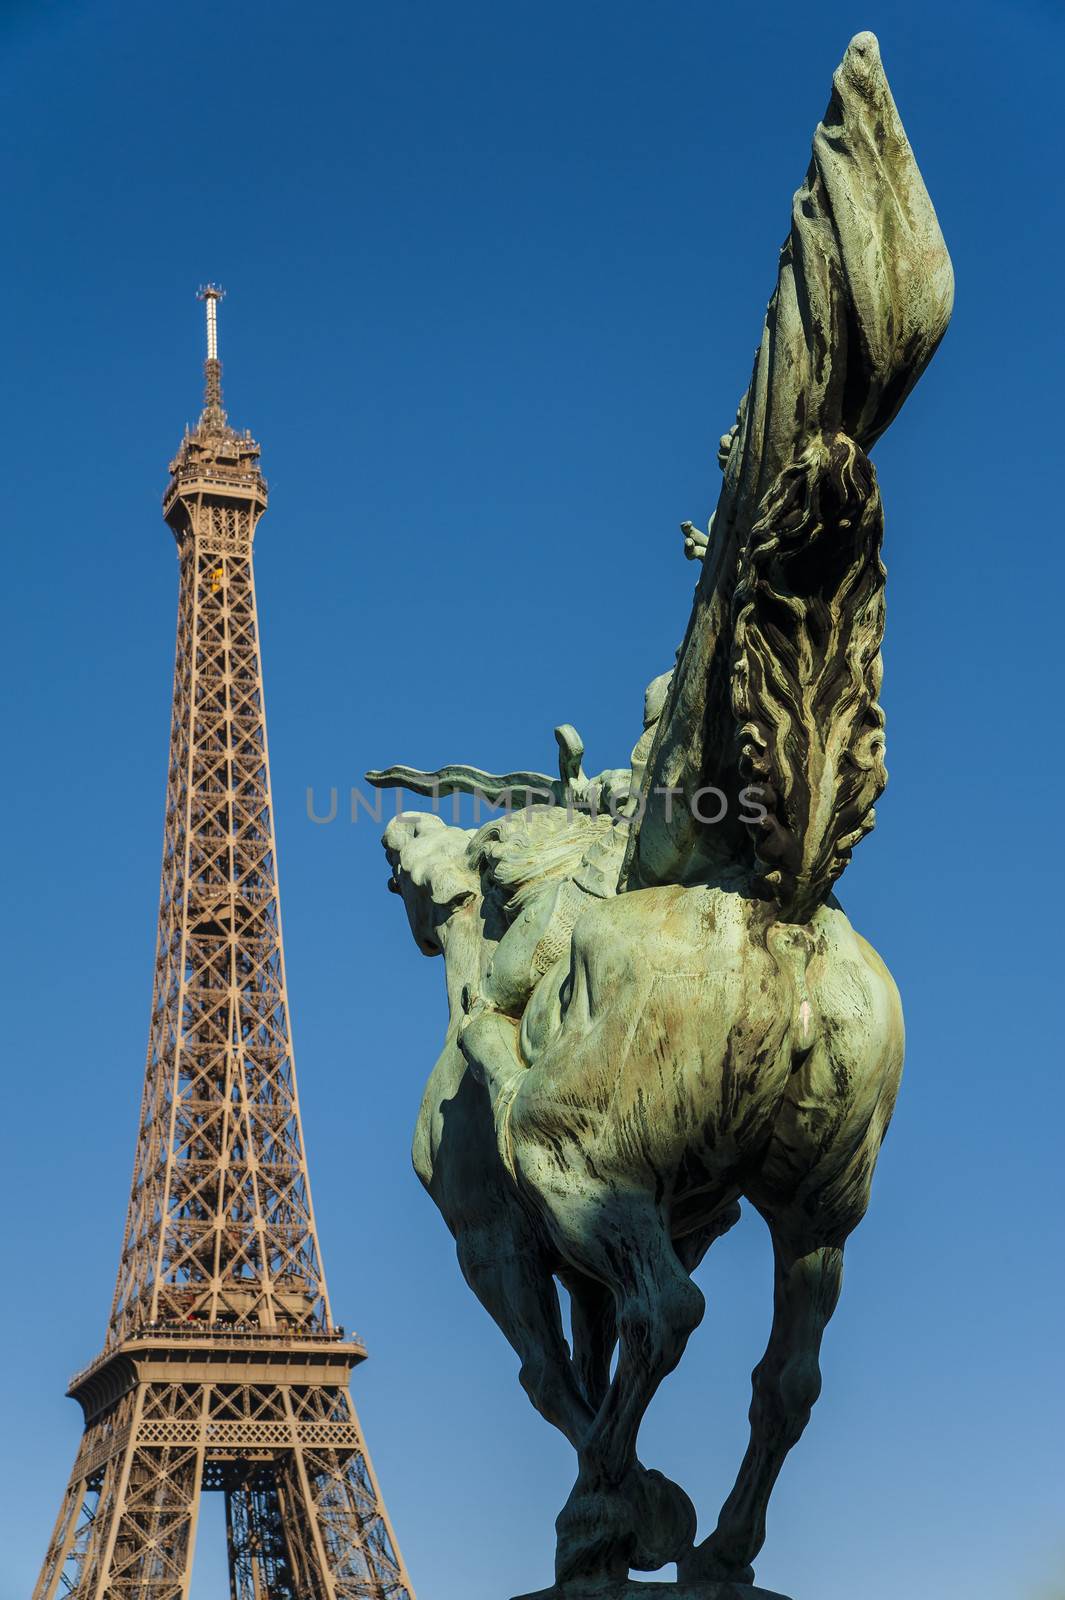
left=514, top=1583, right=792, bottom=1600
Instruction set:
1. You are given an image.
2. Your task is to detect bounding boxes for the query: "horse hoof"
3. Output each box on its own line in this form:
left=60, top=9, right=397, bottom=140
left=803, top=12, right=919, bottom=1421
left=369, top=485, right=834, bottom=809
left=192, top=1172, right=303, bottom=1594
left=626, top=1465, right=697, bottom=1571
left=554, top=1481, right=630, bottom=1584
left=554, top=1464, right=697, bottom=1583
left=679, top=1539, right=756, bottom=1586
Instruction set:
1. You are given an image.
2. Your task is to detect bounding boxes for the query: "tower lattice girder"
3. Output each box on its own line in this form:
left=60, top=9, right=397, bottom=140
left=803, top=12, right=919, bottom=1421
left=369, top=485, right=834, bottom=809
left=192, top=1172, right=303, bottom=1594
left=33, top=292, right=414, bottom=1600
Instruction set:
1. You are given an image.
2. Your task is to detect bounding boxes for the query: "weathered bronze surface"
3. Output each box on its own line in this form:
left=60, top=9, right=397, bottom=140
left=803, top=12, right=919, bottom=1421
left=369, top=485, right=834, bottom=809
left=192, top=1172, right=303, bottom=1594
left=371, top=33, right=951, bottom=1598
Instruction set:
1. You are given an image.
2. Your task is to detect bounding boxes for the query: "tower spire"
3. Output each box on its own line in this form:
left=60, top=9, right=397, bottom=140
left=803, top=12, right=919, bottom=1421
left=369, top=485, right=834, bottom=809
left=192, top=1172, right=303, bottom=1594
left=197, top=282, right=226, bottom=429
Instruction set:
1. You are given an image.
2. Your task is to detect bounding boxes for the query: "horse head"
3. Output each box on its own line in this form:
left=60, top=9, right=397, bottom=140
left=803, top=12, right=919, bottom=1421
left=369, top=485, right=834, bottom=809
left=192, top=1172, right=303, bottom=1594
left=383, top=813, right=478, bottom=959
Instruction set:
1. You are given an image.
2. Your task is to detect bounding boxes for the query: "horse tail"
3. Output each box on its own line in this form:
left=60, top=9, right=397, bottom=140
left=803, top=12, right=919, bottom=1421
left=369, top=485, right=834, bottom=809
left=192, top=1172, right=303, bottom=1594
left=730, top=432, right=887, bottom=923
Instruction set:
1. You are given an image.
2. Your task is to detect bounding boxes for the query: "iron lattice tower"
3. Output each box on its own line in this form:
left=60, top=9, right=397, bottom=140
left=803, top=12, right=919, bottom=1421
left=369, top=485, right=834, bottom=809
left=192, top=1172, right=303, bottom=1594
left=34, top=289, right=415, bottom=1600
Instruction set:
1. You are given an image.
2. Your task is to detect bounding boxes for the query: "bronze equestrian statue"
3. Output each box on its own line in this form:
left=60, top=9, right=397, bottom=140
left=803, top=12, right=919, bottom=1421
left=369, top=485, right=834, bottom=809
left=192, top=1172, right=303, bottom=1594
left=369, top=32, right=952, bottom=1599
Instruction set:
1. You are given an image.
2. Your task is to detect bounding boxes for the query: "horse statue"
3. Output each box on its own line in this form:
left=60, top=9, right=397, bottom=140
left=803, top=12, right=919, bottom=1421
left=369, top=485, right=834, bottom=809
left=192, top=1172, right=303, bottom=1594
left=367, top=33, right=952, bottom=1599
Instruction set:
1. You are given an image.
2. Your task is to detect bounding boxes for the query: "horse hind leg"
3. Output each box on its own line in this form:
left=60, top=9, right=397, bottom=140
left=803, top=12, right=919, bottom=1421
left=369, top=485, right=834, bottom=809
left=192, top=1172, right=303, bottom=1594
left=560, top=1269, right=616, bottom=1414
left=681, top=1226, right=844, bottom=1585
left=552, top=1194, right=705, bottom=1584
left=459, top=1008, right=703, bottom=1580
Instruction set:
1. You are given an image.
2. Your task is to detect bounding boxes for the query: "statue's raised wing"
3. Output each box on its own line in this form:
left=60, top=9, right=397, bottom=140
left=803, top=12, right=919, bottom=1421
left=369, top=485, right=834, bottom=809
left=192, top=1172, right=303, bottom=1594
left=622, top=32, right=952, bottom=907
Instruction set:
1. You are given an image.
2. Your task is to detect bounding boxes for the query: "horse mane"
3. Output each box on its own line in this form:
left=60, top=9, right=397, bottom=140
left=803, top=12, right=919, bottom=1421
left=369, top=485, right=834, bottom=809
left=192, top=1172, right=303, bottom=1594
left=469, top=808, right=618, bottom=919
left=730, top=432, right=887, bottom=921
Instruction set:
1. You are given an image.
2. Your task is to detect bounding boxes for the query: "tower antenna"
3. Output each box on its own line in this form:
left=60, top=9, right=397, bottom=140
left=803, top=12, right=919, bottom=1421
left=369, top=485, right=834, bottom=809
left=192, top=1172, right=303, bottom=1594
left=197, top=283, right=226, bottom=422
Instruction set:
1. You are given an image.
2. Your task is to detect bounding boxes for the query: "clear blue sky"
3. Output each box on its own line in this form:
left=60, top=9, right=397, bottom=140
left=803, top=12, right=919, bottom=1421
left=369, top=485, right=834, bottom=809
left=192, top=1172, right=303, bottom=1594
left=2, top=2, right=1063, bottom=1597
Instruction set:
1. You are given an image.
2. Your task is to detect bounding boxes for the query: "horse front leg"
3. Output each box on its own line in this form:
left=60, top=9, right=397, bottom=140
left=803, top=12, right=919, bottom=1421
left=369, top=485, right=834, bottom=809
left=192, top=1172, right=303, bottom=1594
left=456, top=1223, right=596, bottom=1450
left=451, top=1010, right=602, bottom=1450
left=682, top=1231, right=844, bottom=1585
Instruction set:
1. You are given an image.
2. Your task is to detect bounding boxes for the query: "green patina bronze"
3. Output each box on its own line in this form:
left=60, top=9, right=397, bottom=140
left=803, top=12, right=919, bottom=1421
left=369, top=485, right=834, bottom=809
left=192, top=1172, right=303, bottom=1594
left=368, top=34, right=952, bottom=1600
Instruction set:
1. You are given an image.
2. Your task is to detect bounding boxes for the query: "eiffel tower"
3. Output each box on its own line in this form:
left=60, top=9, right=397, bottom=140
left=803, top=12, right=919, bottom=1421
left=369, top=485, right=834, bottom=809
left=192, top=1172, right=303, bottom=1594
left=33, top=289, right=415, bottom=1600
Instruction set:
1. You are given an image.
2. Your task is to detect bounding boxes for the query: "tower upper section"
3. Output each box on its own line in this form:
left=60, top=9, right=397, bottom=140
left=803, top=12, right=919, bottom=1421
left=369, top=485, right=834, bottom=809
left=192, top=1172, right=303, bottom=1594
left=107, top=286, right=328, bottom=1345
left=163, top=286, right=267, bottom=547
